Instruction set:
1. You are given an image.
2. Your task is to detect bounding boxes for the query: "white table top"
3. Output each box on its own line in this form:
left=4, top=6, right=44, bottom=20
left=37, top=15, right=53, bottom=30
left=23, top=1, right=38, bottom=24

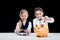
left=0, top=33, right=60, bottom=40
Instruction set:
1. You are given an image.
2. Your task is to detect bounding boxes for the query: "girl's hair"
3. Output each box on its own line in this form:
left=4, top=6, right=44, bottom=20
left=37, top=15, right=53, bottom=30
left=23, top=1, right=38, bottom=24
left=17, top=20, right=22, bottom=28
left=18, top=9, right=28, bottom=28
left=19, top=9, right=28, bottom=15
left=34, top=7, right=43, bottom=12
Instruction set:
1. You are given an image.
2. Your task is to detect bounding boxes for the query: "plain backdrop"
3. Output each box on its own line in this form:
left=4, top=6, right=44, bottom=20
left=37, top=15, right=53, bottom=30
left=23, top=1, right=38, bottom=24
left=0, top=0, right=60, bottom=33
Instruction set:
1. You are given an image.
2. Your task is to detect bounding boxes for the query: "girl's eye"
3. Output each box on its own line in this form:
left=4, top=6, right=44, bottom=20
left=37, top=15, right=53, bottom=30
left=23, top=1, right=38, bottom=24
left=24, top=15, right=26, bottom=17
left=21, top=15, right=24, bottom=17
left=39, top=13, right=41, bottom=15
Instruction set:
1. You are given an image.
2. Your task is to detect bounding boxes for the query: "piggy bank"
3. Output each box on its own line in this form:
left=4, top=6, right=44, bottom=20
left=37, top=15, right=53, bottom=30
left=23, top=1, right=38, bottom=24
left=34, top=24, right=49, bottom=37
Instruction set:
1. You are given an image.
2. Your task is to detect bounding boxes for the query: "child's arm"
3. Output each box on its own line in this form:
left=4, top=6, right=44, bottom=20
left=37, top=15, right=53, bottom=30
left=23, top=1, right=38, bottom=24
left=44, top=16, right=54, bottom=23
left=14, top=23, right=22, bottom=33
left=33, top=19, right=36, bottom=27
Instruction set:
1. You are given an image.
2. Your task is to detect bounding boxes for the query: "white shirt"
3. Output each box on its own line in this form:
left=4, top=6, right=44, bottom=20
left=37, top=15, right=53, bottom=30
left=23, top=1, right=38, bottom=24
left=15, top=21, right=32, bottom=31
left=33, top=17, right=54, bottom=28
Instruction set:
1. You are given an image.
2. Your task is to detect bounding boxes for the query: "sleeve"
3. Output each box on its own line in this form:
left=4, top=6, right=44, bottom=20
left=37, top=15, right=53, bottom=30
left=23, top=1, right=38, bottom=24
left=47, top=17, right=54, bottom=23
left=27, top=22, right=32, bottom=31
left=33, top=19, right=36, bottom=28
left=14, top=23, right=20, bottom=33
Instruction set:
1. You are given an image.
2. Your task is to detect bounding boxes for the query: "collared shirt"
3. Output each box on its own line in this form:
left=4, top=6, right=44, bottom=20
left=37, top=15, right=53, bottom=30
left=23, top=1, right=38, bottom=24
left=15, top=21, right=32, bottom=31
left=33, top=17, right=54, bottom=28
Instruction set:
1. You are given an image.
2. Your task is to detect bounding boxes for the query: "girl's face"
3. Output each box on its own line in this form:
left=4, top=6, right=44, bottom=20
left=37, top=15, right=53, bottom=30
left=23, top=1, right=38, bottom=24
left=35, top=10, right=43, bottom=19
left=20, top=12, right=28, bottom=22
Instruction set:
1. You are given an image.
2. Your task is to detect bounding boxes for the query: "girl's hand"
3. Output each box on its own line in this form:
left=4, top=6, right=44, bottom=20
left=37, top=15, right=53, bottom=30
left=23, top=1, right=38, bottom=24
left=16, top=28, right=22, bottom=33
left=23, top=30, right=30, bottom=33
left=44, top=16, right=50, bottom=21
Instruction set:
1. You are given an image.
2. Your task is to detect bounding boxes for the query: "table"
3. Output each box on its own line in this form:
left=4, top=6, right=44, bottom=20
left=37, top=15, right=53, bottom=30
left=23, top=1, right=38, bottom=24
left=0, top=33, right=60, bottom=40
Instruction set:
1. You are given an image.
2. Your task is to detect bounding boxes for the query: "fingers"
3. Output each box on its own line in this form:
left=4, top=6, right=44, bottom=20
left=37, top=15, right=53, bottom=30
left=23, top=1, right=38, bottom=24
left=44, top=16, right=50, bottom=20
left=15, top=29, right=23, bottom=33
left=15, top=29, right=30, bottom=33
left=23, top=30, right=30, bottom=33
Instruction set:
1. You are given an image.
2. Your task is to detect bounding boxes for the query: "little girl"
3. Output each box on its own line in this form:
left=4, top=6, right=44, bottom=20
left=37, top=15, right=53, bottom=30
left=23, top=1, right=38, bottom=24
left=14, top=9, right=32, bottom=36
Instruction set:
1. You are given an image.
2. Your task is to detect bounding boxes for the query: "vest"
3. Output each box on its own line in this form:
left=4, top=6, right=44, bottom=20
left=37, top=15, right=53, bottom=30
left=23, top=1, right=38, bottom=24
left=20, top=21, right=29, bottom=32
